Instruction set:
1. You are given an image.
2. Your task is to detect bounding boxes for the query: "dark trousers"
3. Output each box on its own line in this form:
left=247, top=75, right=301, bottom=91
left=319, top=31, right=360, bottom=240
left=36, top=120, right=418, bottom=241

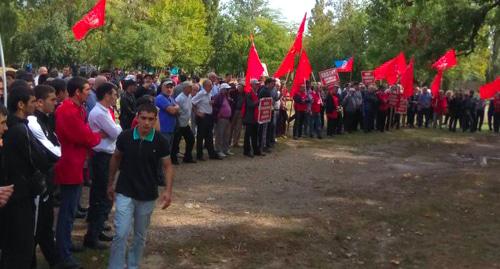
left=172, top=125, right=195, bottom=162
left=56, top=184, right=82, bottom=262
left=417, top=108, right=432, bottom=128
left=267, top=110, right=278, bottom=147
left=488, top=112, right=494, bottom=131
left=85, top=152, right=112, bottom=242
left=407, top=109, right=416, bottom=127
left=326, top=118, right=338, bottom=136
left=244, top=123, right=259, bottom=155
left=196, top=114, right=216, bottom=159
left=363, top=110, right=375, bottom=132
left=377, top=110, right=388, bottom=132
left=494, top=112, right=500, bottom=133
left=293, top=111, right=306, bottom=138
left=462, top=112, right=475, bottom=132
left=449, top=115, right=461, bottom=132
left=320, top=106, right=325, bottom=128
left=476, top=110, right=484, bottom=131
left=309, top=112, right=322, bottom=137
left=32, top=195, right=60, bottom=268
left=0, top=200, right=35, bottom=269
left=344, top=111, right=356, bottom=132
left=354, top=109, right=363, bottom=131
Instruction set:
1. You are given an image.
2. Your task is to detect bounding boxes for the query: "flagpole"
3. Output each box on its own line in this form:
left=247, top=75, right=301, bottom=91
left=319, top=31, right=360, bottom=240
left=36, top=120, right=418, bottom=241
left=97, top=27, right=104, bottom=70
left=0, top=34, right=7, bottom=107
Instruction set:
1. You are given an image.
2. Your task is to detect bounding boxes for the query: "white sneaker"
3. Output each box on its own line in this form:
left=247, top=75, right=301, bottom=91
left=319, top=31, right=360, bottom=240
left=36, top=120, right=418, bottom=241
left=224, top=150, right=234, bottom=156
left=217, top=152, right=227, bottom=158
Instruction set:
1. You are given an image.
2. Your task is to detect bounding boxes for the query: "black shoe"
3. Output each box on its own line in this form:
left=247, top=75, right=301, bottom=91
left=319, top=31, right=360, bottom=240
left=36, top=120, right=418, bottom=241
left=263, top=148, right=271, bottom=153
left=78, top=206, right=88, bottom=213
left=70, top=244, right=85, bottom=253
left=183, top=159, right=197, bottom=164
left=209, top=155, right=223, bottom=160
left=197, top=156, right=206, bottom=161
left=57, top=258, right=82, bottom=269
left=254, top=152, right=266, bottom=156
left=171, top=159, right=180, bottom=165
left=75, top=210, right=86, bottom=219
left=244, top=153, right=254, bottom=158
left=83, top=239, right=108, bottom=250
left=103, top=223, right=112, bottom=232
left=98, top=232, right=113, bottom=242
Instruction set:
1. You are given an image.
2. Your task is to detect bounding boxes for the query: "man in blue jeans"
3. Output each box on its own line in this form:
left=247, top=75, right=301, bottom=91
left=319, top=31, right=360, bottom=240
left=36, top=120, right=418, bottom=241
left=107, top=103, right=174, bottom=269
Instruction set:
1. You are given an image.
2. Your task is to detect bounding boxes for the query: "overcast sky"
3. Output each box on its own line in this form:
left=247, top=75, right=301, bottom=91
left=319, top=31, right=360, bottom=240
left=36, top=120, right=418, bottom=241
left=268, top=0, right=316, bottom=24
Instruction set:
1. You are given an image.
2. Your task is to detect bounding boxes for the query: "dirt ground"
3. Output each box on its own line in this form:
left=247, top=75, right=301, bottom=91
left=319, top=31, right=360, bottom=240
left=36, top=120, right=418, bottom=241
left=42, top=128, right=500, bottom=269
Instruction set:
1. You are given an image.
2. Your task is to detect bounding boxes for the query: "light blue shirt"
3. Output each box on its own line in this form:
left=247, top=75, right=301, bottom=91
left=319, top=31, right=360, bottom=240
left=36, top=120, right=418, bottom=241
left=175, top=92, right=192, bottom=127
left=89, top=102, right=122, bottom=154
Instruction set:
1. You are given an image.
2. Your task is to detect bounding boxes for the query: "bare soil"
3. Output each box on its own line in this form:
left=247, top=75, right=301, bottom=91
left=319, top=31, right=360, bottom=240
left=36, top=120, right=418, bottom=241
left=42, top=128, right=500, bottom=269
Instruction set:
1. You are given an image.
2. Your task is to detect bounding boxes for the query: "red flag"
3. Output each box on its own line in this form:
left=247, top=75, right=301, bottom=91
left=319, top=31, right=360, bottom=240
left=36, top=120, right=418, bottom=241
left=479, top=77, right=500, bottom=99
left=274, top=13, right=307, bottom=78
left=373, top=52, right=406, bottom=84
left=401, top=57, right=414, bottom=98
left=336, top=57, right=353, bottom=73
left=72, top=0, right=107, bottom=41
left=432, top=49, right=457, bottom=71
left=430, top=70, right=444, bottom=97
left=290, top=50, right=312, bottom=96
left=244, top=39, right=265, bottom=93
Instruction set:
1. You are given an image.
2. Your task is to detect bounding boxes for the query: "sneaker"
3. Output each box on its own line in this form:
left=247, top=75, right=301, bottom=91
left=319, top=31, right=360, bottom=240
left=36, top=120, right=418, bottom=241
left=98, top=232, right=113, bottom=242
left=224, top=150, right=234, bottom=156
left=217, top=152, right=226, bottom=158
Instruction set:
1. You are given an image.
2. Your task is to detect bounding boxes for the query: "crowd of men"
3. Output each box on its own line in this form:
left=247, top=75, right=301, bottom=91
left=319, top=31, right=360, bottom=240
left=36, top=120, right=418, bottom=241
left=0, top=65, right=499, bottom=269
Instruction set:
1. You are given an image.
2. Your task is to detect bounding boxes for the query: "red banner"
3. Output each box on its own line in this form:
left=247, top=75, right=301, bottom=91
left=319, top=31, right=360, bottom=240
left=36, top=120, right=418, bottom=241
left=319, top=68, right=340, bottom=86
left=361, top=71, right=375, bottom=85
left=257, top=97, right=273, bottom=124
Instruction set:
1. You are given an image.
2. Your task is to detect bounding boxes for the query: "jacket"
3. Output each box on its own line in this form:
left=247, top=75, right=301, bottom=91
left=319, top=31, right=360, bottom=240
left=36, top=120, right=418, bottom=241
left=325, top=94, right=339, bottom=119
left=242, top=91, right=259, bottom=124
left=55, top=99, right=101, bottom=185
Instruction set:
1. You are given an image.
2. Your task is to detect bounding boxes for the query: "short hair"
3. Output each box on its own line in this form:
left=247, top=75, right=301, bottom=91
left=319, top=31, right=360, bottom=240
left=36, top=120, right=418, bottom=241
left=38, top=74, right=49, bottom=85
left=67, top=76, right=88, bottom=97
left=49, top=68, right=59, bottom=78
left=137, top=103, right=158, bottom=115
left=47, top=79, right=67, bottom=96
left=0, top=104, right=7, bottom=116
left=7, top=85, right=34, bottom=113
left=265, top=77, right=275, bottom=85
left=202, top=79, right=212, bottom=88
left=9, top=79, right=29, bottom=94
left=6, top=70, right=16, bottom=79
left=96, top=82, right=116, bottom=101
left=34, top=84, right=56, bottom=100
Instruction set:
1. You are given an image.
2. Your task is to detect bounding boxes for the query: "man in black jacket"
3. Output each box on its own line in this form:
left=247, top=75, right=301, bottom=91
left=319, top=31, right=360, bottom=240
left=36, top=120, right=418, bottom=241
left=119, top=79, right=137, bottom=130
left=1, top=84, right=47, bottom=269
left=27, top=85, right=62, bottom=268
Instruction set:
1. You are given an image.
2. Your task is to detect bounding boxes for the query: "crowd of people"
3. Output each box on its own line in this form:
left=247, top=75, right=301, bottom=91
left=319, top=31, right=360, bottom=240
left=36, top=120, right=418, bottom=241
left=0, top=65, right=499, bottom=269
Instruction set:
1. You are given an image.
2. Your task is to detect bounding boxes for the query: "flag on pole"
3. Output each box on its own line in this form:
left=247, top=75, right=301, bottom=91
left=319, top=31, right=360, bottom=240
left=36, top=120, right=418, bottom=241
left=290, top=50, right=312, bottom=96
left=373, top=52, right=406, bottom=84
left=273, top=13, right=307, bottom=78
left=244, top=37, right=265, bottom=93
left=72, top=0, right=107, bottom=41
left=334, top=57, right=353, bottom=73
left=432, top=49, right=457, bottom=71
left=401, top=57, right=414, bottom=98
left=430, top=70, right=444, bottom=97
left=479, top=77, right=500, bottom=99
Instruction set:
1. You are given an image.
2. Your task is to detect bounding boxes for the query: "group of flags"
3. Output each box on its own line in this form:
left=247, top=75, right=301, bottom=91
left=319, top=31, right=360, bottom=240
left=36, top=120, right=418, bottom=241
left=73, top=1, right=498, bottom=99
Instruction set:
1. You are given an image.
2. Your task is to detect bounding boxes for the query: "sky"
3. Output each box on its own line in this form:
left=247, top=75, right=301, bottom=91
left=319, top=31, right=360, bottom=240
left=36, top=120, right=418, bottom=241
left=268, top=0, right=316, bottom=24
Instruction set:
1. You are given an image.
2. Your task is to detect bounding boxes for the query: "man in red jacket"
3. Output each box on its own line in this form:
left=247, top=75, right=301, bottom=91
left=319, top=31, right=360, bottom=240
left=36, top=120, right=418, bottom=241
left=54, top=77, right=102, bottom=269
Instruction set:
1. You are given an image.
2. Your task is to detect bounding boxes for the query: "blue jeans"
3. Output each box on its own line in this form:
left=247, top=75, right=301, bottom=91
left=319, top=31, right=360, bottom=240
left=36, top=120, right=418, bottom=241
left=309, top=112, right=322, bottom=137
left=55, top=184, right=82, bottom=262
left=108, top=193, right=155, bottom=269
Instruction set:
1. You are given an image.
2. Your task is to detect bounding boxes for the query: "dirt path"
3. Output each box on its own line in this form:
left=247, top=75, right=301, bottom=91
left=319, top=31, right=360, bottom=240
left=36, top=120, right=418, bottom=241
left=62, top=129, right=500, bottom=269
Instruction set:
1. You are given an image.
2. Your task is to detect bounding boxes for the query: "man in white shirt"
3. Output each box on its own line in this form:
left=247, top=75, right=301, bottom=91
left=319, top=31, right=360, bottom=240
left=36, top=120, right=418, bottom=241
left=171, top=81, right=196, bottom=164
left=192, top=79, right=221, bottom=160
left=34, top=66, right=48, bottom=86
left=84, top=82, right=122, bottom=249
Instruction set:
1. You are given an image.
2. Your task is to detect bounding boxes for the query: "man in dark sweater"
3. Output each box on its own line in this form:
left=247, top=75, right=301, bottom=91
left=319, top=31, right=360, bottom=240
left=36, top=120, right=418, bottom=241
left=1, top=84, right=48, bottom=268
left=242, top=79, right=261, bottom=157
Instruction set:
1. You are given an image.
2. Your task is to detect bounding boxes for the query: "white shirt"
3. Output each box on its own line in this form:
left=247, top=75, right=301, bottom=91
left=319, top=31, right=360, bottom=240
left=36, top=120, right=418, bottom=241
left=88, top=102, right=122, bottom=154
left=27, top=115, right=61, bottom=158
left=191, top=89, right=213, bottom=115
left=175, top=92, right=192, bottom=127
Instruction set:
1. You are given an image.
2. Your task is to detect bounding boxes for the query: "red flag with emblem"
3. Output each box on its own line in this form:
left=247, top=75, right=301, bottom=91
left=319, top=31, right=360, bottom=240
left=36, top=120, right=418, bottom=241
left=430, top=70, right=444, bottom=97
left=432, top=49, right=457, bottom=71
left=72, top=0, right=107, bottom=41
left=274, top=13, right=307, bottom=78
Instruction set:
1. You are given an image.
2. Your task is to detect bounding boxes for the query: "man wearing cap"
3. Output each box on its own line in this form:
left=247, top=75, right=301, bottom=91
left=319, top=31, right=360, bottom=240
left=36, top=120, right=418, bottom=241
left=171, top=81, right=196, bottom=164
left=119, top=80, right=137, bottom=130
left=155, top=79, right=179, bottom=150
left=192, top=79, right=221, bottom=160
